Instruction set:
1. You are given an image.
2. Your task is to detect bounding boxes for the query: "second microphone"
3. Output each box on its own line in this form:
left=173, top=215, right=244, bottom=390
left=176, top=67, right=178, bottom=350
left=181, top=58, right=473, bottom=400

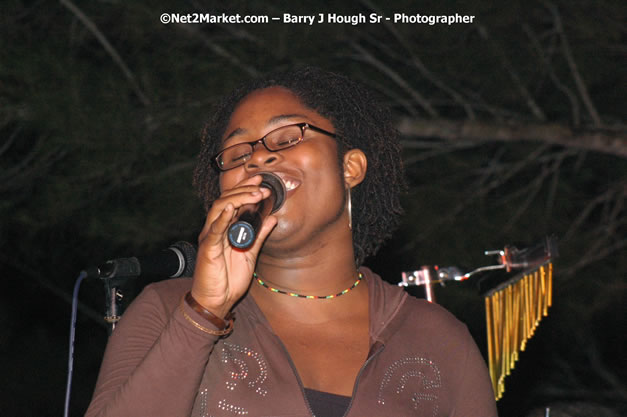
left=227, top=172, right=286, bottom=249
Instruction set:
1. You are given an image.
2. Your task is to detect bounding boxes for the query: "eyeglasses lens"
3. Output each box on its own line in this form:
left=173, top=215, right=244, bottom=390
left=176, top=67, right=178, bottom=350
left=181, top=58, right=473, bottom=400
left=266, top=125, right=303, bottom=149
left=219, top=125, right=303, bottom=170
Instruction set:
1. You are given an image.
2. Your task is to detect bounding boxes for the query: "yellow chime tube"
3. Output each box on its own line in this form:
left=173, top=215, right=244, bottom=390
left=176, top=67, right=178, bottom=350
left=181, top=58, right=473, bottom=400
left=484, top=263, right=553, bottom=400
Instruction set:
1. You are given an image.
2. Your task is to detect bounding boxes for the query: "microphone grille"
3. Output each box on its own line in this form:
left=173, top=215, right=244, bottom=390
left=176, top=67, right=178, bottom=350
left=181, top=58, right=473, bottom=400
left=260, top=172, right=286, bottom=213
left=170, top=241, right=197, bottom=277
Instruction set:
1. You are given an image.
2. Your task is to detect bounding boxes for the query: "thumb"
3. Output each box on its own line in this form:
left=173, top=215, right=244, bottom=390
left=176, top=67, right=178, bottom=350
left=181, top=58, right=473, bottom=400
left=249, top=215, right=278, bottom=255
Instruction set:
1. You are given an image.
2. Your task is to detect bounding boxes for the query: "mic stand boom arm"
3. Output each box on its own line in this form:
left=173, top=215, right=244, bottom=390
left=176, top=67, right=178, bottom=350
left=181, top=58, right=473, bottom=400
left=398, top=236, right=558, bottom=290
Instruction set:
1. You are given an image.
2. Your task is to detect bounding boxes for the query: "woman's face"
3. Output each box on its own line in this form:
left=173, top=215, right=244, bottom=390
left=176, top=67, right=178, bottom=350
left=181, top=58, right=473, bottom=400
left=219, top=87, right=348, bottom=254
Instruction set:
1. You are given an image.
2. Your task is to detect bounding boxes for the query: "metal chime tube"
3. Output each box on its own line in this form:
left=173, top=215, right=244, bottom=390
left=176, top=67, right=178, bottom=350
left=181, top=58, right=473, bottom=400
left=484, top=263, right=553, bottom=400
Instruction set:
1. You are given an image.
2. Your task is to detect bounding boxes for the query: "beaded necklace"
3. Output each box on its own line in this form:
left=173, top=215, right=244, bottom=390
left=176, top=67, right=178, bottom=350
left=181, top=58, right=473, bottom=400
left=254, top=272, right=363, bottom=299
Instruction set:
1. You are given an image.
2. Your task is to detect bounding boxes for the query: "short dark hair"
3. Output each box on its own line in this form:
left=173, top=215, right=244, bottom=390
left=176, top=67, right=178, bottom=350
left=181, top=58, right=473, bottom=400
left=194, top=67, right=405, bottom=266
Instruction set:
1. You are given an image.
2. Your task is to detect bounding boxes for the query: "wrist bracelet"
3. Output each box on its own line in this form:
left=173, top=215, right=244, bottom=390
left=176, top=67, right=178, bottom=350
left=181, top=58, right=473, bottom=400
left=180, top=293, right=234, bottom=336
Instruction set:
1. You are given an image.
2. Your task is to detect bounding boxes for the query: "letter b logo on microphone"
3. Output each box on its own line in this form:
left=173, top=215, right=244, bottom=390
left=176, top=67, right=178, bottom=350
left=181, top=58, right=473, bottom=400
left=228, top=222, right=255, bottom=249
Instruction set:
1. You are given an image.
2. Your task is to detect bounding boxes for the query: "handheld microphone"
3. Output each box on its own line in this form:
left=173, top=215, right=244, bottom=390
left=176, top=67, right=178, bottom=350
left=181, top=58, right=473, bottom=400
left=228, top=172, right=286, bottom=249
left=85, top=241, right=197, bottom=279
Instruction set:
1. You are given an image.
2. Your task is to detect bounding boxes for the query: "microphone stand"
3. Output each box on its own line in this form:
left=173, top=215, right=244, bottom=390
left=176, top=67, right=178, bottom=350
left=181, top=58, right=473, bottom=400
left=102, top=278, right=125, bottom=334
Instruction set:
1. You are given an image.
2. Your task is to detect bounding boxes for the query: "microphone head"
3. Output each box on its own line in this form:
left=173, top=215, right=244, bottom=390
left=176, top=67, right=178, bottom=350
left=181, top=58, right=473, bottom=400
left=169, top=241, right=197, bottom=277
left=259, top=172, right=286, bottom=213
left=226, top=173, right=286, bottom=250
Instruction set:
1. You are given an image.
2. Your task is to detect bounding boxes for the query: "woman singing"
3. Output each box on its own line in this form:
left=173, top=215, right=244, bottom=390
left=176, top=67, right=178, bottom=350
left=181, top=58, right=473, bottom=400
left=86, top=67, right=497, bottom=417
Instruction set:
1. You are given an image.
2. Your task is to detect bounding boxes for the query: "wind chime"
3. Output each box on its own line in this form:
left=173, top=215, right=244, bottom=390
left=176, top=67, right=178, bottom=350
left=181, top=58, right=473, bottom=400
left=399, top=236, right=557, bottom=400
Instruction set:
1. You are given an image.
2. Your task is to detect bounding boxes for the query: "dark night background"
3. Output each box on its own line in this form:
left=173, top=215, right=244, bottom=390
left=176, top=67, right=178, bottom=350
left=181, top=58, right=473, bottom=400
left=2, top=1, right=626, bottom=416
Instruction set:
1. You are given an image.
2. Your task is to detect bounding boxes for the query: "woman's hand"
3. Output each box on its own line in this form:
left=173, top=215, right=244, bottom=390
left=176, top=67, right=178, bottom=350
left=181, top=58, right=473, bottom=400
left=190, top=175, right=277, bottom=318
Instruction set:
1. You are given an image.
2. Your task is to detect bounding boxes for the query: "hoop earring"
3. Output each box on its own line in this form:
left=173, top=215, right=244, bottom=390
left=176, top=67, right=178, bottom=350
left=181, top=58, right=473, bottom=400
left=347, top=187, right=352, bottom=230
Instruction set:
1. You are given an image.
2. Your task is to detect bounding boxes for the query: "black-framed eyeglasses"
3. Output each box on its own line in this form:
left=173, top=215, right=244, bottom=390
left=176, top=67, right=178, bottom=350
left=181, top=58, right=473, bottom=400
left=214, top=122, right=336, bottom=171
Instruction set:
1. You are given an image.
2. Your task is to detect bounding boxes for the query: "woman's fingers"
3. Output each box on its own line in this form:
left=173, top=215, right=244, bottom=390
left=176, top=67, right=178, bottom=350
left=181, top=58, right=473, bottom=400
left=203, top=203, right=235, bottom=247
left=199, top=187, right=271, bottom=242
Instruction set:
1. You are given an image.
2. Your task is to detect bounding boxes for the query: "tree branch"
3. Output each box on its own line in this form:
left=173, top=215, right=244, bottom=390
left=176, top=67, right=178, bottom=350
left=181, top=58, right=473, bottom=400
left=477, top=25, right=547, bottom=122
left=175, top=25, right=259, bottom=77
left=59, top=0, right=151, bottom=107
left=350, top=42, right=439, bottom=118
left=523, top=24, right=581, bottom=126
left=545, top=1, right=603, bottom=126
left=359, top=0, right=476, bottom=119
left=397, top=118, right=627, bottom=158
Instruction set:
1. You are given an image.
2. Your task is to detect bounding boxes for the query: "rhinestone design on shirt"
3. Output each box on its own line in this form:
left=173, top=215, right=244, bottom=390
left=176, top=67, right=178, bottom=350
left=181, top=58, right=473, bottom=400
left=377, top=356, right=441, bottom=416
left=197, top=388, right=209, bottom=416
left=221, top=342, right=269, bottom=396
left=200, top=343, right=269, bottom=415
